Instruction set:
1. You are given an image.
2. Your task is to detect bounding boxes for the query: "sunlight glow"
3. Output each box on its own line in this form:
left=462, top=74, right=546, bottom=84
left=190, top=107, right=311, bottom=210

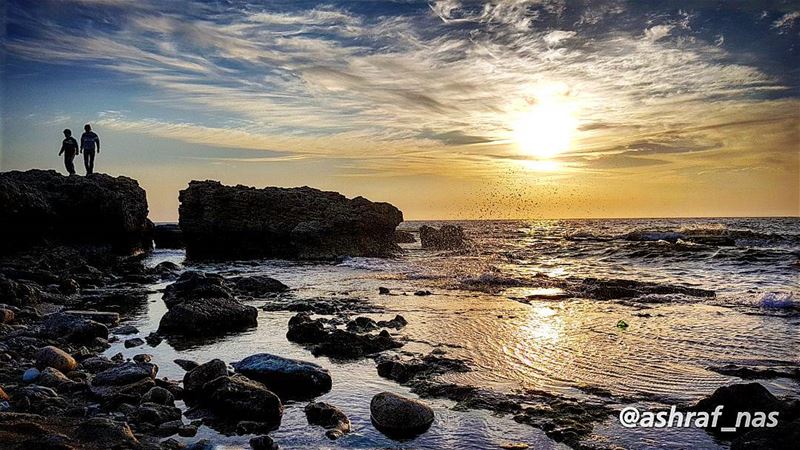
left=513, top=100, right=578, bottom=159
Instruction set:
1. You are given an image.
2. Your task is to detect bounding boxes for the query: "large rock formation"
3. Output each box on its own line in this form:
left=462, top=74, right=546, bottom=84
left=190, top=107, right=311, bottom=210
left=178, top=180, right=403, bottom=260
left=0, top=170, right=152, bottom=254
left=419, top=225, right=466, bottom=250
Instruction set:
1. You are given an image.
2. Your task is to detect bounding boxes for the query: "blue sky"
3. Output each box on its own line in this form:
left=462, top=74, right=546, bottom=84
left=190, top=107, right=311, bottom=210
left=1, top=0, right=798, bottom=220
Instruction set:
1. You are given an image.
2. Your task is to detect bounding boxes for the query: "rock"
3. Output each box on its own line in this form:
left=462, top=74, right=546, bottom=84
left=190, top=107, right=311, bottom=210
left=285, top=312, right=328, bottom=343
left=346, top=316, right=378, bottom=333
left=286, top=313, right=403, bottom=358
left=90, top=377, right=155, bottom=405
left=0, top=308, right=14, bottom=323
left=22, top=367, right=40, bottom=382
left=80, top=356, right=116, bottom=374
left=146, top=332, right=163, bottom=347
left=731, top=416, right=800, bottom=450
left=178, top=424, right=197, bottom=437
left=92, top=361, right=158, bottom=386
left=690, top=383, right=792, bottom=436
left=124, top=338, right=145, bottom=348
left=0, top=387, right=8, bottom=401
left=60, top=278, right=81, bottom=295
left=157, top=419, right=183, bottom=436
left=376, top=354, right=471, bottom=384
left=63, top=310, right=120, bottom=326
left=75, top=416, right=140, bottom=448
left=162, top=271, right=232, bottom=308
left=419, top=225, right=466, bottom=250
left=370, top=392, right=434, bottom=438
left=37, top=367, right=74, bottom=388
left=35, top=346, right=77, bottom=373
left=376, top=314, right=407, bottom=329
left=158, top=297, right=258, bottom=335
left=414, top=290, right=432, bottom=296
left=153, top=261, right=181, bottom=275
left=378, top=287, right=390, bottom=295
left=133, top=402, right=182, bottom=425
left=183, top=359, right=228, bottom=395
left=204, top=375, right=283, bottom=423
left=174, top=359, right=199, bottom=371
left=142, top=386, right=175, bottom=406
left=41, top=313, right=109, bottom=343
left=133, top=353, right=152, bottom=363
left=154, top=224, right=185, bottom=249
left=231, top=275, right=289, bottom=297
left=160, top=437, right=186, bottom=450
left=394, top=230, right=416, bottom=243
left=0, top=275, right=41, bottom=307
left=249, top=435, right=278, bottom=450
left=232, top=353, right=332, bottom=399
left=185, top=439, right=214, bottom=450
left=179, top=180, right=404, bottom=260
left=0, top=169, right=151, bottom=253
left=305, top=402, right=350, bottom=439
left=113, top=324, right=139, bottom=335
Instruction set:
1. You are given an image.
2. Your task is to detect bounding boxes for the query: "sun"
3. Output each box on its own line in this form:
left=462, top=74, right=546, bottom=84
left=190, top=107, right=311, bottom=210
left=513, top=101, right=577, bottom=159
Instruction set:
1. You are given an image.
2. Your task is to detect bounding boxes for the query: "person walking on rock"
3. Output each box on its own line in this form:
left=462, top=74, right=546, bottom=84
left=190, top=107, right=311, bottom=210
left=80, top=123, right=100, bottom=175
left=58, top=128, right=79, bottom=175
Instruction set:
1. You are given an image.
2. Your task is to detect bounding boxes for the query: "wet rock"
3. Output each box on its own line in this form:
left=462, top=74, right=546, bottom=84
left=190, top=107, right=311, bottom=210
left=178, top=424, right=198, bottom=437
left=376, top=314, right=407, bottom=329
left=133, top=354, right=152, bottom=363
left=231, top=275, right=289, bottom=296
left=179, top=180, right=403, bottom=260
left=0, top=169, right=152, bottom=253
left=370, top=392, right=434, bottom=438
left=232, top=353, right=332, bottom=399
left=185, top=439, right=214, bottom=450
left=74, top=416, right=140, bottom=448
left=37, top=367, right=75, bottom=389
left=286, top=313, right=403, bottom=358
left=35, top=346, right=77, bottom=373
left=41, top=313, right=109, bottom=343
left=157, top=419, right=183, bottom=436
left=90, top=377, right=156, bottom=406
left=249, top=435, right=278, bottom=450
left=731, top=416, right=800, bottom=450
left=92, top=361, right=158, bottom=386
left=419, top=225, right=466, bottom=250
left=574, top=277, right=715, bottom=300
left=158, top=297, right=258, bottom=335
left=162, top=271, right=232, bottom=308
left=204, top=375, right=283, bottom=423
left=707, top=365, right=800, bottom=381
left=414, top=290, right=432, bottom=296
left=378, top=287, right=390, bottom=295
left=174, top=359, right=199, bottom=371
left=0, top=308, right=15, bottom=324
left=0, top=275, right=42, bottom=307
left=377, top=353, right=471, bottom=384
left=22, top=368, right=40, bottom=383
left=690, top=383, right=794, bottom=436
left=154, top=224, right=184, bottom=249
left=124, top=338, right=145, bottom=348
left=346, top=316, right=378, bottom=333
left=153, top=261, right=181, bottom=276
left=113, top=324, right=139, bottom=335
left=285, top=312, right=329, bottom=343
left=63, top=310, right=119, bottom=326
left=183, top=359, right=228, bottom=396
left=142, top=386, right=176, bottom=406
left=305, top=401, right=350, bottom=439
left=146, top=332, right=163, bottom=347
left=133, top=402, right=182, bottom=425
left=394, top=230, right=416, bottom=243
left=80, top=356, right=116, bottom=374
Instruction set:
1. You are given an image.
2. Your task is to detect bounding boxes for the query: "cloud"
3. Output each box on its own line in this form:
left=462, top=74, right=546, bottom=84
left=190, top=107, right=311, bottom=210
left=772, top=11, right=800, bottom=32
left=643, top=24, right=673, bottom=42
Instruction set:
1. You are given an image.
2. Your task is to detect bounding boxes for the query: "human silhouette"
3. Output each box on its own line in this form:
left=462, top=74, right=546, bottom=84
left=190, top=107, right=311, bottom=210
left=80, top=124, right=100, bottom=175
left=58, top=129, right=79, bottom=175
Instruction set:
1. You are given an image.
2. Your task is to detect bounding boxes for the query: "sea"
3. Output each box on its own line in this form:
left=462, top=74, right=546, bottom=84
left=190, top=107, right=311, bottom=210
left=104, top=217, right=799, bottom=449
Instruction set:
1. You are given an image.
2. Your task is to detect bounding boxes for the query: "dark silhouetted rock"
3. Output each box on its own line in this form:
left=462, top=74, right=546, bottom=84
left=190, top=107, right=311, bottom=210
left=0, top=169, right=151, bottom=254
left=92, top=362, right=157, bottom=386
left=690, top=383, right=793, bottom=437
left=305, top=401, right=350, bottom=439
left=419, top=225, right=466, bottom=250
left=174, top=359, right=200, bottom=371
left=158, top=297, right=258, bottom=335
left=162, top=271, right=232, bottom=309
left=0, top=275, right=41, bottom=307
left=124, top=338, right=145, bottom=348
left=153, top=224, right=184, bottom=249
left=286, top=313, right=403, bottom=358
left=231, top=275, right=289, bottom=297
left=41, top=313, right=109, bottom=343
left=179, top=180, right=403, bottom=260
left=378, top=287, right=390, bottom=295
left=370, top=392, right=434, bottom=438
left=141, top=386, right=175, bottom=406
left=376, top=315, right=407, bottom=329
left=346, top=316, right=378, bottom=333
left=204, top=375, right=283, bottom=423
left=394, top=230, right=416, bottom=243
left=183, top=359, right=228, bottom=396
left=249, top=435, right=278, bottom=450
left=232, top=353, right=332, bottom=399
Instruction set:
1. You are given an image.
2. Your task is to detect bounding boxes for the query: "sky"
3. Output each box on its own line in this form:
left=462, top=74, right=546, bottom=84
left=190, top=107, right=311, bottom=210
left=1, top=0, right=798, bottom=221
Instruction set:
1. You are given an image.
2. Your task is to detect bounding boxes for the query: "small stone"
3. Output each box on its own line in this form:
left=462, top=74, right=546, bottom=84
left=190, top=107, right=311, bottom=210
left=114, top=324, right=139, bottom=335
left=249, top=435, right=278, bottom=450
left=178, top=424, right=198, bottom=437
left=22, top=367, right=40, bottom=382
left=125, top=337, right=145, bottom=348
left=134, top=353, right=153, bottom=363
left=0, top=308, right=14, bottom=323
left=142, top=386, right=176, bottom=406
left=146, top=332, right=163, bottom=347
left=37, top=367, right=74, bottom=388
left=414, top=290, right=432, bottom=296
left=36, top=345, right=78, bottom=372
left=0, top=386, right=9, bottom=401
left=378, top=287, right=390, bottom=295
left=160, top=437, right=186, bottom=450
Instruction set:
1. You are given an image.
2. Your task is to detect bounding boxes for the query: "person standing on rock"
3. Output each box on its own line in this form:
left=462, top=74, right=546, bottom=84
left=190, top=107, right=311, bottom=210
left=80, top=123, right=100, bottom=175
left=58, top=129, right=79, bottom=175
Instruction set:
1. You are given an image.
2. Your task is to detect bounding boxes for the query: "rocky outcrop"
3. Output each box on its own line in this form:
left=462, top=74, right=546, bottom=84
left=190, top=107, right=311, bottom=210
left=232, top=353, right=332, bottom=399
left=286, top=312, right=403, bottom=358
left=370, top=392, right=434, bottom=438
left=178, top=180, right=403, bottom=260
left=0, top=170, right=152, bottom=254
left=153, top=224, right=184, bottom=249
left=204, top=375, right=283, bottom=423
left=419, top=225, right=466, bottom=250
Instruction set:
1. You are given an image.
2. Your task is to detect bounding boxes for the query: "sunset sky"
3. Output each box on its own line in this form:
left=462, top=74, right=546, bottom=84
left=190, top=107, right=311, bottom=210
left=1, top=0, right=798, bottom=221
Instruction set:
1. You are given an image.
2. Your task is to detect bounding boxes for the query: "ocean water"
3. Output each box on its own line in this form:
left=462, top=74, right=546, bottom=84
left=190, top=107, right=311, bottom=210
left=104, top=218, right=799, bottom=449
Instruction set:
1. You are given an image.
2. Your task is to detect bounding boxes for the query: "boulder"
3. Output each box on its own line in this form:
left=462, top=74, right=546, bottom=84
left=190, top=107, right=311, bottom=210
left=0, top=169, right=151, bottom=254
left=249, top=435, right=278, bottom=450
left=174, top=359, right=199, bottom=371
left=80, top=356, right=116, bottom=374
left=394, top=230, right=416, bottom=243
left=231, top=275, right=289, bottom=297
left=690, top=383, right=792, bottom=436
left=141, top=386, right=176, bottom=406
left=37, top=367, right=75, bottom=389
left=132, top=402, right=182, bottom=426
left=204, top=375, right=283, bottom=423
left=158, top=297, right=258, bottom=335
left=178, top=180, right=403, bottom=260
left=124, top=338, right=145, bottom=348
left=162, top=271, right=232, bottom=308
left=370, top=392, right=434, bottom=438
left=232, top=353, right=332, bottom=398
left=92, top=362, right=158, bottom=386
left=305, top=401, right=351, bottom=439
left=153, top=224, right=184, bottom=249
left=41, top=313, right=109, bottom=343
left=35, top=346, right=77, bottom=373
left=376, top=314, right=408, bottom=329
left=419, top=225, right=466, bottom=250
left=22, top=368, right=40, bottom=383
left=183, top=359, right=228, bottom=396
left=286, top=313, right=403, bottom=358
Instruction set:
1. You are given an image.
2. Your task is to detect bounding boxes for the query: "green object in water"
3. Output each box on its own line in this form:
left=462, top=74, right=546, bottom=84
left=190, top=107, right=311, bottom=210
left=617, top=319, right=629, bottom=329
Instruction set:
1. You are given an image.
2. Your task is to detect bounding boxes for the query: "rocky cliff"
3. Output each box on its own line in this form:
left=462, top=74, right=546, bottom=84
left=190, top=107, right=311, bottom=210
left=179, top=180, right=403, bottom=260
left=0, top=170, right=152, bottom=254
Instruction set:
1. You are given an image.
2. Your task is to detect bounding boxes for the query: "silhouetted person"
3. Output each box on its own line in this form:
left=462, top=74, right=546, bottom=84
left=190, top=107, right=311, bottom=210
left=80, top=124, right=100, bottom=175
left=58, top=129, right=79, bottom=175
